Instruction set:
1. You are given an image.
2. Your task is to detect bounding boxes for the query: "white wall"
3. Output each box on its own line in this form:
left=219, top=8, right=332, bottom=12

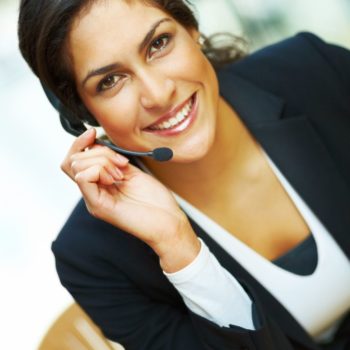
left=1, top=1, right=349, bottom=349
left=0, top=3, right=79, bottom=349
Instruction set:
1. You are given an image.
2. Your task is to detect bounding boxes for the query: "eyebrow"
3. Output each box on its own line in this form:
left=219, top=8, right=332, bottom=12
left=81, top=18, right=172, bottom=87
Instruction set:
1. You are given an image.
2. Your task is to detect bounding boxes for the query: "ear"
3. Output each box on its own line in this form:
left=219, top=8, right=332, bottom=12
left=187, top=28, right=205, bottom=48
left=187, top=26, right=200, bottom=41
left=187, top=28, right=206, bottom=48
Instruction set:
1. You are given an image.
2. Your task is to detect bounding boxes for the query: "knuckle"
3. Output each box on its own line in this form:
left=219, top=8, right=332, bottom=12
left=91, top=144, right=102, bottom=150
left=74, top=172, right=83, bottom=183
left=95, top=164, right=103, bottom=172
left=71, top=160, right=78, bottom=172
left=89, top=209, right=98, bottom=218
left=60, top=161, right=66, bottom=172
left=105, top=148, right=116, bottom=157
left=70, top=154, right=78, bottom=163
left=101, top=158, right=110, bottom=167
left=60, top=161, right=70, bottom=175
left=87, top=204, right=101, bottom=218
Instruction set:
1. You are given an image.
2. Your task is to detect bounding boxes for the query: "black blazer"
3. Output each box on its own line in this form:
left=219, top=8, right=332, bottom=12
left=52, top=33, right=350, bottom=350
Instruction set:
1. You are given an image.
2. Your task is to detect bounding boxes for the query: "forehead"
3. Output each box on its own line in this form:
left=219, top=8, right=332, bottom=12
left=68, top=0, right=170, bottom=75
left=72, top=0, right=165, bottom=35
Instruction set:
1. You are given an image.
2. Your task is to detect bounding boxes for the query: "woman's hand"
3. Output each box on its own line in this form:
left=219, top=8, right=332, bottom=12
left=61, top=128, right=200, bottom=272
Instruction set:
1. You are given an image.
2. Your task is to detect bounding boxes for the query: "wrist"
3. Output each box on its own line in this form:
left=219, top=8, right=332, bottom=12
left=152, top=214, right=201, bottom=273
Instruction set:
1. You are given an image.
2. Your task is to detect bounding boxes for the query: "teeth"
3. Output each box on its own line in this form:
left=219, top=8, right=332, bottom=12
left=163, top=121, right=171, bottom=128
left=176, top=113, right=183, bottom=123
left=169, top=117, right=178, bottom=126
left=150, top=97, right=193, bottom=131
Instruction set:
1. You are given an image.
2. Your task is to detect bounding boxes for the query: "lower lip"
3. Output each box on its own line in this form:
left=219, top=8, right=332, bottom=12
left=144, top=93, right=198, bottom=136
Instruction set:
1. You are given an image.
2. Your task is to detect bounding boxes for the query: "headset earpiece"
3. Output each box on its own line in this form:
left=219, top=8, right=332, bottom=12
left=59, top=114, right=87, bottom=137
left=41, top=83, right=98, bottom=136
left=40, top=82, right=173, bottom=161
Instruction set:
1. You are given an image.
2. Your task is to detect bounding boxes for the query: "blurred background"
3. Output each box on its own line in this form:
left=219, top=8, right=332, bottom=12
left=1, top=0, right=349, bottom=348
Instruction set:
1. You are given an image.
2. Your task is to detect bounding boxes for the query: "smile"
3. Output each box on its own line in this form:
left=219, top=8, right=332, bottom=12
left=144, top=92, right=198, bottom=136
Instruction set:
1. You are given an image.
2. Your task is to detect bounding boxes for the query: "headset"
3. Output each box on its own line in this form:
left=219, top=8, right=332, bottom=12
left=42, top=85, right=173, bottom=162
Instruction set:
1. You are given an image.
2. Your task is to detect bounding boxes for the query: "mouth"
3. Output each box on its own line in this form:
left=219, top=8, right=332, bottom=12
left=144, top=92, right=198, bottom=135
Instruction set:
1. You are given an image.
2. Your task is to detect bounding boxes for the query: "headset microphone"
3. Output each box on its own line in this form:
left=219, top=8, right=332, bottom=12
left=44, top=86, right=173, bottom=162
left=60, top=115, right=173, bottom=162
left=97, top=140, right=173, bottom=162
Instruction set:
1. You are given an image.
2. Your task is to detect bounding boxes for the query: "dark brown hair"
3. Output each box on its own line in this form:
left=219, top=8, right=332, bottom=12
left=18, top=0, right=246, bottom=124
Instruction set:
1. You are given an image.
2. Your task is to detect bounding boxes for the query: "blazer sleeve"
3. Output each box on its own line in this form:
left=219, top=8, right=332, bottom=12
left=52, top=200, right=296, bottom=350
left=299, top=32, right=350, bottom=96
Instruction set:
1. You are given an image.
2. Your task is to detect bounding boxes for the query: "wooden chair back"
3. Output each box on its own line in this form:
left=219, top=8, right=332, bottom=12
left=37, top=303, right=124, bottom=350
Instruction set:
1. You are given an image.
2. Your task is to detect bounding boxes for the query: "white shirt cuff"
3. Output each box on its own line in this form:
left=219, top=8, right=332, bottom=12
left=164, top=238, right=255, bottom=329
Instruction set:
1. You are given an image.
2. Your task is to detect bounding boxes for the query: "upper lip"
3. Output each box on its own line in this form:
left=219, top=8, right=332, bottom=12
left=145, top=93, right=194, bottom=129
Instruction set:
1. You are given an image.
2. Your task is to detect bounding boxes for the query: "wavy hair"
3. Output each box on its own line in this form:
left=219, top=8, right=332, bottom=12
left=18, top=0, right=246, bottom=124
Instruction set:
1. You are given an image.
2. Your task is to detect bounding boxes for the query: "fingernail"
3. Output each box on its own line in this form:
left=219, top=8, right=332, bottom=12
left=82, top=128, right=94, bottom=138
left=114, top=167, right=124, bottom=179
left=106, top=173, right=114, bottom=183
left=110, top=167, right=121, bottom=180
left=114, top=154, right=129, bottom=164
left=113, top=180, right=124, bottom=186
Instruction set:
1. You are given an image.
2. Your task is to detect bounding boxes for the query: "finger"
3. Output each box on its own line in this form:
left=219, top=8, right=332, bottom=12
left=98, top=167, right=119, bottom=186
left=92, top=144, right=130, bottom=166
left=71, top=144, right=129, bottom=167
left=89, top=142, right=130, bottom=164
left=75, top=165, right=116, bottom=206
left=61, top=128, right=96, bottom=177
left=79, top=164, right=120, bottom=186
left=75, top=165, right=100, bottom=202
left=70, top=128, right=96, bottom=153
left=71, top=157, right=124, bottom=180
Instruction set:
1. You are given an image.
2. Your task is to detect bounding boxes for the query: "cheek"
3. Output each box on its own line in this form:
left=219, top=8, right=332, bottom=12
left=86, top=92, right=139, bottom=135
left=159, top=33, right=209, bottom=81
left=172, top=46, right=208, bottom=80
left=178, top=49, right=218, bottom=104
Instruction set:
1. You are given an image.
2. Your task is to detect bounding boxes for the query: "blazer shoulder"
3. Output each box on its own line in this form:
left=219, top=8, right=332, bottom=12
left=51, top=199, right=146, bottom=266
left=230, top=32, right=350, bottom=91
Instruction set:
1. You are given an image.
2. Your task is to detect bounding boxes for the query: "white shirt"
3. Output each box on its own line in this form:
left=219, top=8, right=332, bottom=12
left=162, top=153, right=350, bottom=342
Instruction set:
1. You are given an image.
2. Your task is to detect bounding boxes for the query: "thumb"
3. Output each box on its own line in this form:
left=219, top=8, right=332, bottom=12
left=70, top=128, right=96, bottom=153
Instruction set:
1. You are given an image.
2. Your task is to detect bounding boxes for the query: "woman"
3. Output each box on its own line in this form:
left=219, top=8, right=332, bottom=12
left=18, top=0, right=350, bottom=349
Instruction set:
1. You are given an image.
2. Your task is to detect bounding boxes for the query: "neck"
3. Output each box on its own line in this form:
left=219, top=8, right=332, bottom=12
left=141, top=97, right=252, bottom=198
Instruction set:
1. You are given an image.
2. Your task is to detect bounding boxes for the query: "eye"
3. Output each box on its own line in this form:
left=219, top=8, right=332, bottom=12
left=97, top=74, right=122, bottom=92
left=148, top=34, right=171, bottom=59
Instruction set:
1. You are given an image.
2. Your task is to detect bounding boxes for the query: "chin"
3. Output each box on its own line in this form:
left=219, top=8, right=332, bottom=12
left=170, top=132, right=215, bottom=163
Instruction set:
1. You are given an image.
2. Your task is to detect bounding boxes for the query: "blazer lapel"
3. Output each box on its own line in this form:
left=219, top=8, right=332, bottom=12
left=217, top=69, right=350, bottom=259
left=208, top=69, right=350, bottom=348
left=249, top=116, right=350, bottom=258
left=190, top=218, right=319, bottom=350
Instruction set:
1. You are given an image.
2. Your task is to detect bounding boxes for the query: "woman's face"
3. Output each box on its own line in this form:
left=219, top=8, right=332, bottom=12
left=68, top=0, right=219, bottom=162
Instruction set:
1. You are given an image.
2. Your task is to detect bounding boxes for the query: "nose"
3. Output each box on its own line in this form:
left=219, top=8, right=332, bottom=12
left=139, top=69, right=176, bottom=109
